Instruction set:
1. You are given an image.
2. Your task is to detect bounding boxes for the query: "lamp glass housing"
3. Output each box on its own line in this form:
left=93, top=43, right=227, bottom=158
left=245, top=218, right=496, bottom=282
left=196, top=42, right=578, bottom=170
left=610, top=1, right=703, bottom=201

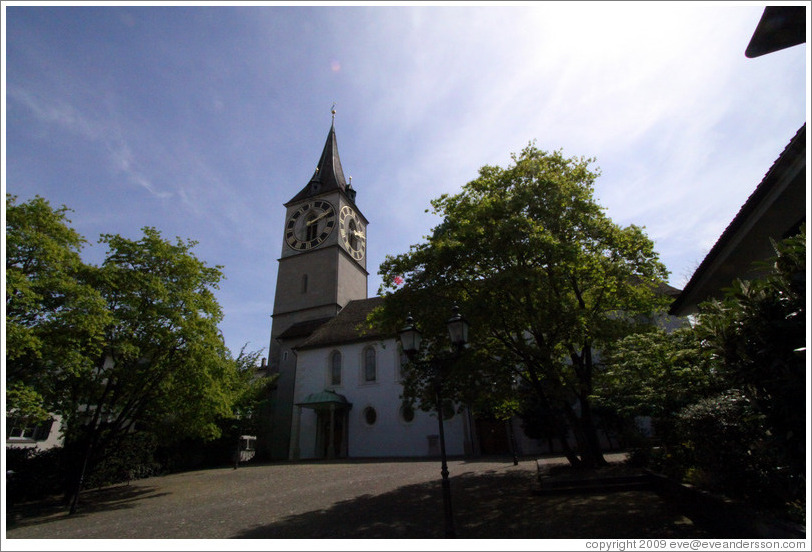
left=446, top=306, right=469, bottom=348
left=398, top=315, right=422, bottom=356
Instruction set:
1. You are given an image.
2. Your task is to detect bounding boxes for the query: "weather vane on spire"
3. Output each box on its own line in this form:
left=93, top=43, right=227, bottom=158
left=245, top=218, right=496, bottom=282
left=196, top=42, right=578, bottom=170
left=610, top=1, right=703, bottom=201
left=331, top=102, right=337, bottom=122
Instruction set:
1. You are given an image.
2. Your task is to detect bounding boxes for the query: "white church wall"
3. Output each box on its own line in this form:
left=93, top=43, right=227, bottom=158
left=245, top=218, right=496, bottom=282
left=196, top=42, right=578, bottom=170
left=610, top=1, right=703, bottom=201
left=293, top=337, right=468, bottom=459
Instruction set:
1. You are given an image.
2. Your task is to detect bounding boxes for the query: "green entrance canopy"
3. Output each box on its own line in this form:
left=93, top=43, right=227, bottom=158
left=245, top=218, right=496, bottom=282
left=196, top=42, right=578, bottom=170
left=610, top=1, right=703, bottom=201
left=296, top=390, right=351, bottom=409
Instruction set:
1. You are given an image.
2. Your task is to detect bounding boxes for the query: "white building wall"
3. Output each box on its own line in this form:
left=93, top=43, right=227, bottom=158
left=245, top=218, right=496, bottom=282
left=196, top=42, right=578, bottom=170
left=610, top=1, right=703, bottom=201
left=292, top=337, right=468, bottom=459
left=5, top=415, right=64, bottom=451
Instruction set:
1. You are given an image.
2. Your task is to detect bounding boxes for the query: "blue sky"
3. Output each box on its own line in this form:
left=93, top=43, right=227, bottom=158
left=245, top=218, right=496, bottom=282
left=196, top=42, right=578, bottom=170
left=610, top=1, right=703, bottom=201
left=4, top=3, right=809, bottom=361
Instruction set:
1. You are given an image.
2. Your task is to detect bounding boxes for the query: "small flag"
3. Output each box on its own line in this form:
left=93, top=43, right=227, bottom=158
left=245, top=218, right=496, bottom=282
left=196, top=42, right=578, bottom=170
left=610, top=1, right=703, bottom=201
left=393, top=275, right=404, bottom=286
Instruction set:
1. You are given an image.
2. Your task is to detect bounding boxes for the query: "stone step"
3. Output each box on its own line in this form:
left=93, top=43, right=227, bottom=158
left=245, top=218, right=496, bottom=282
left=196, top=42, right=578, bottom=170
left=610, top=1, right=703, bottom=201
left=534, top=474, right=653, bottom=495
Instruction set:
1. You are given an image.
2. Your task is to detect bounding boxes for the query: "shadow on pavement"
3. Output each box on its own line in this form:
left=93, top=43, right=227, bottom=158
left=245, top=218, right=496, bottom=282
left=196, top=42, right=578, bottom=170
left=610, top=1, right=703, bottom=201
left=232, top=468, right=711, bottom=539
left=7, top=485, right=169, bottom=529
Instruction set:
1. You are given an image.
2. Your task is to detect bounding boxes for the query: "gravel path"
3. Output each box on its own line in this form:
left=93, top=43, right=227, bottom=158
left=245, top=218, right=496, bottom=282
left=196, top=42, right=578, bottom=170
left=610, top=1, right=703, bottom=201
left=5, top=456, right=710, bottom=540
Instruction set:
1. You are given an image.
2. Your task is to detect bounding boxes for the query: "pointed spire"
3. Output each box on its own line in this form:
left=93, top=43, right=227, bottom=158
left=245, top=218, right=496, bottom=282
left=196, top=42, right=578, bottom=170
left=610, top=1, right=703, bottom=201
left=285, top=108, right=349, bottom=205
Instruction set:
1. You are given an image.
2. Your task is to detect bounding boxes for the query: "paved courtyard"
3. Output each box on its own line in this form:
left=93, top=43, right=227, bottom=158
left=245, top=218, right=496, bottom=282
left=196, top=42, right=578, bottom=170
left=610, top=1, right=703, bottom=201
left=5, top=456, right=711, bottom=540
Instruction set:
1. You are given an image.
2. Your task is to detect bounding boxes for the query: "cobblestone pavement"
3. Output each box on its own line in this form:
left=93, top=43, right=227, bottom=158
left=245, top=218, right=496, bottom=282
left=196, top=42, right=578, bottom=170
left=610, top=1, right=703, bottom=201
left=5, top=455, right=711, bottom=541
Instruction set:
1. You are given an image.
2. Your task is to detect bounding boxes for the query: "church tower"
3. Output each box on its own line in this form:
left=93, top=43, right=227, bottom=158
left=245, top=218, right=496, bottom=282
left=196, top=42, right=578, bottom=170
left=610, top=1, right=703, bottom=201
left=266, top=110, right=368, bottom=459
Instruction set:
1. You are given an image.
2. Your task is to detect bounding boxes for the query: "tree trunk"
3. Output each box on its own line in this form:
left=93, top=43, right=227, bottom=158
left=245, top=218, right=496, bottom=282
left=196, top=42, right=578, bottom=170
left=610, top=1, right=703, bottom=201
left=566, top=344, right=607, bottom=468
left=529, top=379, right=581, bottom=467
left=577, top=397, right=608, bottom=467
left=68, top=436, right=93, bottom=515
left=557, top=396, right=606, bottom=468
left=557, top=432, right=581, bottom=467
left=546, top=402, right=581, bottom=467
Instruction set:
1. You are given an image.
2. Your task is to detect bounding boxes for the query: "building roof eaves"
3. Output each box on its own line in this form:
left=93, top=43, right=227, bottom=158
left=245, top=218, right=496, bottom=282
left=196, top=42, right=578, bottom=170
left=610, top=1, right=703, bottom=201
left=296, top=297, right=387, bottom=350
left=277, top=317, right=334, bottom=341
left=669, top=124, right=806, bottom=315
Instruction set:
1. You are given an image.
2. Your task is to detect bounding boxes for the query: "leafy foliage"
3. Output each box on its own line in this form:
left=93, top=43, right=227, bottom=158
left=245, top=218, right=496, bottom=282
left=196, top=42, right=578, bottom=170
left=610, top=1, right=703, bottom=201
left=674, top=390, right=775, bottom=497
left=6, top=194, right=109, bottom=425
left=81, top=432, right=161, bottom=489
left=598, top=227, right=806, bottom=518
left=218, top=345, right=278, bottom=452
left=5, top=381, right=51, bottom=428
left=64, top=228, right=234, bottom=441
left=6, top=195, right=262, bottom=507
left=375, top=144, right=672, bottom=466
left=694, top=229, right=806, bottom=476
left=6, top=446, right=67, bottom=504
left=595, top=327, right=723, bottom=422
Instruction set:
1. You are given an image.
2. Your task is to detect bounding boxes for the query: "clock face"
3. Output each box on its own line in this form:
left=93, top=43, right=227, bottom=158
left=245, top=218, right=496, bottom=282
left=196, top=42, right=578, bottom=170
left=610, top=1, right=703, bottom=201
left=285, top=200, right=336, bottom=251
left=339, top=205, right=366, bottom=261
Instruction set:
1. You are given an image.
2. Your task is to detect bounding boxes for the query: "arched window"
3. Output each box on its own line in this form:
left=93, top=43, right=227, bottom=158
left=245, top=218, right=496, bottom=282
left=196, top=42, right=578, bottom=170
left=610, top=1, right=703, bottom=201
left=398, top=345, right=409, bottom=381
left=363, top=346, right=376, bottom=382
left=330, top=350, right=342, bottom=386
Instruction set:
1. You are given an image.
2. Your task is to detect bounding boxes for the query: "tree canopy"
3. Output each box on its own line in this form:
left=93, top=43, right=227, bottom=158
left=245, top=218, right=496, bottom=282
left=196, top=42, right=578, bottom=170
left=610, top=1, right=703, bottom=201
left=6, top=194, right=257, bottom=509
left=594, top=228, right=805, bottom=516
left=70, top=227, right=236, bottom=443
left=376, top=144, right=672, bottom=466
left=693, top=228, right=806, bottom=479
left=6, top=194, right=109, bottom=425
left=594, top=326, right=722, bottom=423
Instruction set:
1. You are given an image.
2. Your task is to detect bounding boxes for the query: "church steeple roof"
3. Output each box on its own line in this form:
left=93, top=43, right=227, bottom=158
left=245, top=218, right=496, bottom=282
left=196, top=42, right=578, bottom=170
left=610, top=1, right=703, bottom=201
left=286, top=111, right=348, bottom=205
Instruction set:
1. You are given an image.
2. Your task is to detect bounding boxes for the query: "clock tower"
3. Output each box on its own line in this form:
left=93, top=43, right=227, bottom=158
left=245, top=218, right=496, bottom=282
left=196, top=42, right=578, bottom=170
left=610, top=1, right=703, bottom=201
left=266, top=111, right=368, bottom=459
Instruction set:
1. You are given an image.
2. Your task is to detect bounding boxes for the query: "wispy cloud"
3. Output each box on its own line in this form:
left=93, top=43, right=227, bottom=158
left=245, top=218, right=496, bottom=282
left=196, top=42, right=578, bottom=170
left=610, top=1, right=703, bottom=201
left=358, top=5, right=782, bottom=285
left=8, top=85, right=104, bottom=141
left=6, top=5, right=804, bottom=356
left=11, top=83, right=268, bottom=241
left=8, top=85, right=171, bottom=200
left=105, top=139, right=171, bottom=200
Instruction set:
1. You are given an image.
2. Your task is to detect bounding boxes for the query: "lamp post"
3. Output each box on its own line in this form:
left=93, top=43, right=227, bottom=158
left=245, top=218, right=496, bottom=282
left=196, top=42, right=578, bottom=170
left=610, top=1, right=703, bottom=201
left=398, top=305, right=469, bottom=539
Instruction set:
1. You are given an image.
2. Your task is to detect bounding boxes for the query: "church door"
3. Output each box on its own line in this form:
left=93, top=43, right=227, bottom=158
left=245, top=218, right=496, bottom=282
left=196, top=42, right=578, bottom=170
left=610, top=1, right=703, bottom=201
left=475, top=418, right=510, bottom=455
left=317, top=408, right=345, bottom=459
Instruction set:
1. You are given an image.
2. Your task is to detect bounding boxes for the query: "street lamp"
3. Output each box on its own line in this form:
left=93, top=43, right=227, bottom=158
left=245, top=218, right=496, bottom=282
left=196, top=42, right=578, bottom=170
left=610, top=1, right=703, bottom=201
left=446, top=305, right=469, bottom=348
left=398, top=314, right=422, bottom=354
left=398, top=305, right=469, bottom=539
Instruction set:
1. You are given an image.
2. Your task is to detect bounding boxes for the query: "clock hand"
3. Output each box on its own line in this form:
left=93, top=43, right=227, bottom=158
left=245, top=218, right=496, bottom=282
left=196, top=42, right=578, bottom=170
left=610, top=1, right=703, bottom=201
left=351, top=230, right=366, bottom=241
left=306, top=211, right=329, bottom=226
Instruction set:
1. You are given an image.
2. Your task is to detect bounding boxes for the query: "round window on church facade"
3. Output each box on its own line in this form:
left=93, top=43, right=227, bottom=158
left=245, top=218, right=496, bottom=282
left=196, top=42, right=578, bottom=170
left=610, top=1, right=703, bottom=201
left=400, top=404, right=415, bottom=424
left=363, top=406, right=377, bottom=426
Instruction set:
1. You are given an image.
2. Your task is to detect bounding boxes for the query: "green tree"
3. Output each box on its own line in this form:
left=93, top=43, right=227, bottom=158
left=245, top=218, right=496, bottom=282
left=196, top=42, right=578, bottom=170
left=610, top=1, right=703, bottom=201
left=377, top=144, right=671, bottom=467
left=223, top=346, right=278, bottom=443
left=694, top=228, right=806, bottom=484
left=593, top=326, right=724, bottom=466
left=62, top=227, right=239, bottom=512
left=6, top=195, right=247, bottom=511
left=595, top=327, right=722, bottom=426
left=157, top=346, right=277, bottom=471
left=596, top=229, right=805, bottom=515
left=6, top=194, right=109, bottom=428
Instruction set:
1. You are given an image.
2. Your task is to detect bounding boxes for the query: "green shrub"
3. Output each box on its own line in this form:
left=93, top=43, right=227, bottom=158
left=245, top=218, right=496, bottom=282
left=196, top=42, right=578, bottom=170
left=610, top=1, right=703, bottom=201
left=6, top=446, right=68, bottom=503
left=674, top=389, right=788, bottom=508
left=83, top=431, right=160, bottom=489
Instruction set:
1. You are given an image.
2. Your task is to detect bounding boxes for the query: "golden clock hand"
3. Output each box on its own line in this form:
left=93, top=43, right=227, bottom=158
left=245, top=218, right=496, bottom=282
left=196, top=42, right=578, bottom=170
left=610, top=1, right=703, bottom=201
left=306, top=211, right=329, bottom=226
